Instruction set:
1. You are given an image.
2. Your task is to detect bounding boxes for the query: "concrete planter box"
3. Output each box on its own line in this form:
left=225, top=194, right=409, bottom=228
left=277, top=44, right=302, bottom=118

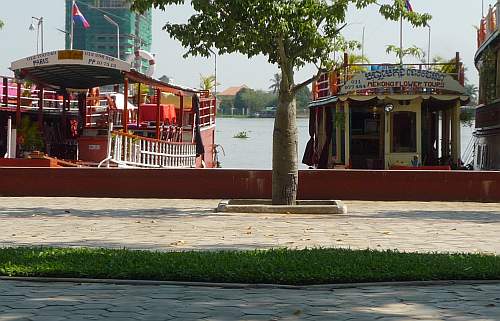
left=216, top=199, right=347, bottom=215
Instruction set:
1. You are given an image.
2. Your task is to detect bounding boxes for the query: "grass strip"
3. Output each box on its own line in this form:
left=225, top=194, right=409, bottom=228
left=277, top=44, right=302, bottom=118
left=0, top=247, right=499, bottom=285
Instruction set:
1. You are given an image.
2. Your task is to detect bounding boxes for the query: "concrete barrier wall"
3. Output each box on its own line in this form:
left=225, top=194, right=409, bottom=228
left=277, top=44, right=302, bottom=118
left=0, top=168, right=499, bottom=202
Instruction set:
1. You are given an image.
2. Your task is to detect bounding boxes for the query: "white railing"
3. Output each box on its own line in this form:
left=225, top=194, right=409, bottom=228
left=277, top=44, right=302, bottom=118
left=99, top=128, right=197, bottom=168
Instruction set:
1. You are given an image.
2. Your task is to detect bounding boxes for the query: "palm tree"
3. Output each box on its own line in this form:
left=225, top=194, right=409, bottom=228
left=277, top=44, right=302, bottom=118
left=200, top=74, right=219, bottom=92
left=464, top=83, right=478, bottom=105
left=347, top=54, right=370, bottom=72
left=269, top=73, right=281, bottom=94
left=386, top=44, right=424, bottom=63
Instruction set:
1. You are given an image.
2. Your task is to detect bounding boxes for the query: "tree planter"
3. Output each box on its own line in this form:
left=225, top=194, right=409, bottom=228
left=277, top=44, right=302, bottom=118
left=216, top=199, right=347, bottom=215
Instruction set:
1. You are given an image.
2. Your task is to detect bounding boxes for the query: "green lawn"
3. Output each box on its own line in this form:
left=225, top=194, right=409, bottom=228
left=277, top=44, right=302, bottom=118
left=1, top=247, right=499, bottom=285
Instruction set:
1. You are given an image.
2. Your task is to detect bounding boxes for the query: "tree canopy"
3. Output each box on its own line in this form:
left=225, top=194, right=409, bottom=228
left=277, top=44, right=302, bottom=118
left=132, top=0, right=431, bottom=92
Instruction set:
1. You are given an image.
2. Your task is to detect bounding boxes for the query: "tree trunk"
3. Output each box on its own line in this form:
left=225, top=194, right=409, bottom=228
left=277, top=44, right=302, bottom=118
left=272, top=71, right=298, bottom=205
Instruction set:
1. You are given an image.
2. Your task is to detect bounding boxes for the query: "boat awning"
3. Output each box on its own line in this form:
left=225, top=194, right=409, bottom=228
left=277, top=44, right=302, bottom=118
left=10, top=50, right=203, bottom=96
left=10, top=50, right=131, bottom=90
left=308, top=96, right=338, bottom=108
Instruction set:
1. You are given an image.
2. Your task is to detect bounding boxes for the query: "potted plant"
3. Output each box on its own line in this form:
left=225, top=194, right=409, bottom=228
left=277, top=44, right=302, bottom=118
left=17, top=116, right=44, bottom=157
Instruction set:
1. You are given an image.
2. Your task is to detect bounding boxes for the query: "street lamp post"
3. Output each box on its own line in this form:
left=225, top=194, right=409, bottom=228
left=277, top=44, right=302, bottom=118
left=208, top=48, right=218, bottom=98
left=29, top=16, right=44, bottom=54
left=56, top=28, right=72, bottom=50
left=103, top=14, right=120, bottom=59
left=427, top=24, right=431, bottom=67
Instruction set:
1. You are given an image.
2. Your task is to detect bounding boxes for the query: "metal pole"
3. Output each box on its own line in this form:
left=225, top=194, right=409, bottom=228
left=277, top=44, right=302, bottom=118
left=6, top=117, right=12, bottom=158
left=427, top=24, right=431, bottom=66
left=117, top=24, right=120, bottom=60
left=362, top=26, right=365, bottom=58
left=400, top=15, right=403, bottom=65
left=40, top=17, right=44, bottom=53
left=36, top=21, right=39, bottom=54
left=71, top=1, right=75, bottom=50
left=104, top=15, right=120, bottom=59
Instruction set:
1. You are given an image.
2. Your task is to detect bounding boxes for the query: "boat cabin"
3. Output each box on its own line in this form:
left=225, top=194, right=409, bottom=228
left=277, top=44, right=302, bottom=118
left=0, top=50, right=216, bottom=168
left=474, top=1, right=500, bottom=170
left=303, top=53, right=468, bottom=170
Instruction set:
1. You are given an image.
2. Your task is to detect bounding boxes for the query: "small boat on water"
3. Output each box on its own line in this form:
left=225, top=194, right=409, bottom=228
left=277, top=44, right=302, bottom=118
left=303, top=53, right=469, bottom=170
left=474, top=2, right=500, bottom=170
left=0, top=50, right=217, bottom=168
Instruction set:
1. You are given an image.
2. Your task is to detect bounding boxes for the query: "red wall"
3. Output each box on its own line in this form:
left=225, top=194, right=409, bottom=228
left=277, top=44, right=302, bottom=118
left=0, top=168, right=499, bottom=202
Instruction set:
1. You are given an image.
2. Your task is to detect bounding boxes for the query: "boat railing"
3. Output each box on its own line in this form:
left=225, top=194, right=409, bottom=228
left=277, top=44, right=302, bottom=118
left=478, top=3, right=499, bottom=49
left=199, top=96, right=216, bottom=127
left=85, top=94, right=138, bottom=128
left=99, top=127, right=197, bottom=168
left=1, top=76, right=79, bottom=113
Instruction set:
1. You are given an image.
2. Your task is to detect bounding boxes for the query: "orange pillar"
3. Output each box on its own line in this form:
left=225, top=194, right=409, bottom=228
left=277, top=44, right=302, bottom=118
left=123, top=78, right=128, bottom=132
left=156, top=88, right=161, bottom=139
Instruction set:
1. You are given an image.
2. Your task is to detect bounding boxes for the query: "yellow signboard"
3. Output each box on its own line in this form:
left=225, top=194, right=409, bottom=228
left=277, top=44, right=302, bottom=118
left=58, top=50, right=84, bottom=60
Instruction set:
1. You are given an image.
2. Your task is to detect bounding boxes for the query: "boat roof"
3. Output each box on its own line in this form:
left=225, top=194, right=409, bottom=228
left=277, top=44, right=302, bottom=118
left=10, top=50, right=200, bottom=96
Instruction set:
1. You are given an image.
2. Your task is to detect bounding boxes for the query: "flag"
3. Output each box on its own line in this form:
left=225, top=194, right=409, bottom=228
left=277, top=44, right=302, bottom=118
left=405, top=0, right=414, bottom=12
left=72, top=2, right=90, bottom=29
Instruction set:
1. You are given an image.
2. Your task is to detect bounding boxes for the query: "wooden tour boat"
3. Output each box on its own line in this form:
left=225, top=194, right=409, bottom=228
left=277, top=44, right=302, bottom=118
left=475, top=1, right=500, bottom=170
left=303, top=53, right=469, bottom=170
left=0, top=50, right=216, bottom=168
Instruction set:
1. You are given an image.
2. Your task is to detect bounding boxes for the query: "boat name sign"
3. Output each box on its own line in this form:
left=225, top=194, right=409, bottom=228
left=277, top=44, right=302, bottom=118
left=340, top=68, right=465, bottom=94
left=11, top=50, right=131, bottom=72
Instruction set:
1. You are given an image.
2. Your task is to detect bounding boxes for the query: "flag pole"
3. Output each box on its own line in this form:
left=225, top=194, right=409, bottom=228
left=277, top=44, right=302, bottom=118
left=70, top=0, right=75, bottom=49
left=400, top=14, right=403, bottom=65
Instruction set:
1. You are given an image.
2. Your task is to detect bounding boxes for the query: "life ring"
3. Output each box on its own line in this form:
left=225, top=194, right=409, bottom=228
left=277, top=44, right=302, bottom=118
left=126, top=50, right=156, bottom=78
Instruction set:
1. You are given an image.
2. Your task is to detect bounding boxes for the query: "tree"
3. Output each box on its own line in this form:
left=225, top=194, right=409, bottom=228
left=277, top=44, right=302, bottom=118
left=269, top=73, right=281, bottom=94
left=386, top=44, right=424, bottom=63
left=464, top=83, right=478, bottom=105
left=234, top=88, right=276, bottom=115
left=131, top=0, right=430, bottom=205
left=0, top=19, right=4, bottom=29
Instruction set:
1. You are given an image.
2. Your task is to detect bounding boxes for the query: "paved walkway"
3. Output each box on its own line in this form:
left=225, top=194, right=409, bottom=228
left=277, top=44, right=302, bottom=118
left=0, top=198, right=499, bottom=253
left=1, top=280, right=499, bottom=321
left=1, top=198, right=500, bottom=320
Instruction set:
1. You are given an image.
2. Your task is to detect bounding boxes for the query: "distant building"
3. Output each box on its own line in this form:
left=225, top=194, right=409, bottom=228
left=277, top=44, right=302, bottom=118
left=65, top=0, right=152, bottom=71
left=219, top=85, right=249, bottom=98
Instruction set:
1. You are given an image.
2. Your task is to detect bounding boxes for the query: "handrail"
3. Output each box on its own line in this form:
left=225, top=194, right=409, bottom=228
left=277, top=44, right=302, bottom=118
left=99, top=129, right=197, bottom=168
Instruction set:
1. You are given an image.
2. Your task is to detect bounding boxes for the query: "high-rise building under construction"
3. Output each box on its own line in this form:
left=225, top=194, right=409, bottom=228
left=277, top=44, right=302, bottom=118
left=65, top=0, right=152, bottom=67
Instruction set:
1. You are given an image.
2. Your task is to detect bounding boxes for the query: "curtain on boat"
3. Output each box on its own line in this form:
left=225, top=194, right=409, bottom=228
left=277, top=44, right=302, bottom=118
left=192, top=95, right=205, bottom=157
left=318, top=106, right=333, bottom=169
left=302, top=107, right=318, bottom=167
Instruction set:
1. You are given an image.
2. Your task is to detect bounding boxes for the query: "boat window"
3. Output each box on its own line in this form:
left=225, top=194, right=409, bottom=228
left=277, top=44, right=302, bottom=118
left=391, top=111, right=416, bottom=153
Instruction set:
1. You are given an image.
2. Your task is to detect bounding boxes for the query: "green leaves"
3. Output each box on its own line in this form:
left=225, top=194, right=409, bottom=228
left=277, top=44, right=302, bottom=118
left=0, top=19, right=4, bottom=29
left=130, top=0, right=431, bottom=75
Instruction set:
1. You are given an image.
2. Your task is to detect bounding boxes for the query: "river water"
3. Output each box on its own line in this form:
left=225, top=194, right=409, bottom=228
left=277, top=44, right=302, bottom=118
left=215, top=118, right=475, bottom=169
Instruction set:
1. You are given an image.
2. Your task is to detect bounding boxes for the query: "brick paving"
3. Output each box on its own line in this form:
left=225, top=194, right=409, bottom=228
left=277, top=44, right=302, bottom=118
left=0, top=198, right=499, bottom=253
left=1, top=197, right=500, bottom=320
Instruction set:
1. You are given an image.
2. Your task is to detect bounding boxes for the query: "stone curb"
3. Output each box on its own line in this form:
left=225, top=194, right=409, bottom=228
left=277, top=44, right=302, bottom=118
left=1, top=276, right=499, bottom=291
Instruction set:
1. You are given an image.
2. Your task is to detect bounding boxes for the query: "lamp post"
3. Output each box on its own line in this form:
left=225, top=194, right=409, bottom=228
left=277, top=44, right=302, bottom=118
left=208, top=48, right=218, bottom=98
left=29, top=16, right=44, bottom=54
left=427, top=24, right=431, bottom=67
left=56, top=27, right=72, bottom=50
left=103, top=14, right=120, bottom=59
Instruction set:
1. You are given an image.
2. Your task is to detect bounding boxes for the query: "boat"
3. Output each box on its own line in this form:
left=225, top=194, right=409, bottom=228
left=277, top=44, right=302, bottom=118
left=474, top=2, right=500, bottom=170
left=303, top=53, right=469, bottom=170
left=0, top=50, right=216, bottom=168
